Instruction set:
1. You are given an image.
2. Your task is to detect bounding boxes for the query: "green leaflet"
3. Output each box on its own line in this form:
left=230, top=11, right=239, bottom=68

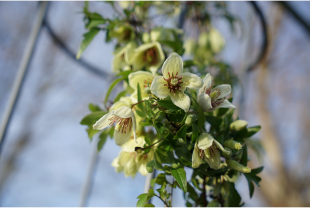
left=76, top=28, right=100, bottom=59
left=171, top=167, right=187, bottom=192
left=104, top=77, right=124, bottom=105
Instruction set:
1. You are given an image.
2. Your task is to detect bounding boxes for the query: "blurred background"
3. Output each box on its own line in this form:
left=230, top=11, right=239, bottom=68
left=0, top=1, right=310, bottom=206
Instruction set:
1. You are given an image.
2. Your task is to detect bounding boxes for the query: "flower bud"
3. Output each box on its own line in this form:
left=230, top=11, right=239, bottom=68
left=185, top=114, right=197, bottom=126
left=222, top=147, right=232, bottom=158
left=230, top=120, right=248, bottom=131
left=144, top=86, right=151, bottom=94
left=226, top=159, right=251, bottom=173
left=224, top=139, right=242, bottom=150
left=142, top=32, right=151, bottom=43
left=135, top=147, right=143, bottom=154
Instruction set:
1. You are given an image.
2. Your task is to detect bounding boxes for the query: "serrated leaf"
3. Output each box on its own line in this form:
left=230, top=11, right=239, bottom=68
left=88, top=103, right=101, bottom=112
left=80, top=111, right=106, bottom=125
left=244, top=166, right=263, bottom=198
left=76, top=28, right=100, bottom=59
left=171, top=167, right=187, bottom=192
left=136, top=193, right=149, bottom=207
left=104, top=77, right=124, bottom=105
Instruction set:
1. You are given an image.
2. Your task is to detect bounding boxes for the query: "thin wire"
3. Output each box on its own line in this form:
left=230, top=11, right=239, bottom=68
left=0, top=1, right=48, bottom=156
left=42, top=2, right=113, bottom=80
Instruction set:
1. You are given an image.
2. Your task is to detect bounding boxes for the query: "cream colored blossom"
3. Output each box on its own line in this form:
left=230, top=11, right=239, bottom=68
left=112, top=41, right=137, bottom=73
left=150, top=52, right=203, bottom=112
left=130, top=42, right=165, bottom=75
left=192, top=133, right=230, bottom=169
left=110, top=24, right=135, bottom=43
left=128, top=71, right=154, bottom=103
left=111, top=136, right=154, bottom=177
left=197, top=73, right=235, bottom=112
left=93, top=105, right=136, bottom=146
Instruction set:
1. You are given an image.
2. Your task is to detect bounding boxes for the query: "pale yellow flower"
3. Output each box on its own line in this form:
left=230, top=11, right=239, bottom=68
left=128, top=71, right=154, bottom=103
left=197, top=73, right=235, bottom=112
left=150, top=52, right=203, bottom=112
left=112, top=41, right=137, bottom=73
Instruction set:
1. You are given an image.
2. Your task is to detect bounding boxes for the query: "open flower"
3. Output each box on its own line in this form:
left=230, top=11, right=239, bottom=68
left=150, top=52, right=203, bottom=112
left=128, top=71, right=154, bottom=103
left=111, top=136, right=154, bottom=177
left=130, top=42, right=165, bottom=75
left=197, top=73, right=235, bottom=112
left=93, top=106, right=136, bottom=146
left=192, top=133, right=230, bottom=169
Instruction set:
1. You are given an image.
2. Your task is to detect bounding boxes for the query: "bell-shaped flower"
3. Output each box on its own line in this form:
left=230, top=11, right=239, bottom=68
left=112, top=41, right=137, bottom=73
left=128, top=71, right=154, bottom=103
left=111, top=136, right=154, bottom=177
left=93, top=105, right=136, bottom=146
left=130, top=41, right=165, bottom=75
left=110, top=24, right=135, bottom=43
left=150, top=52, right=203, bottom=112
left=192, top=133, right=230, bottom=169
left=197, top=73, right=236, bottom=112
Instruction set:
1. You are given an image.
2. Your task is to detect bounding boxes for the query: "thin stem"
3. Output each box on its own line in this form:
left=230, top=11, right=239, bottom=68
left=135, top=138, right=164, bottom=152
left=155, top=195, right=169, bottom=207
left=202, top=175, right=207, bottom=207
left=131, top=100, right=145, bottom=108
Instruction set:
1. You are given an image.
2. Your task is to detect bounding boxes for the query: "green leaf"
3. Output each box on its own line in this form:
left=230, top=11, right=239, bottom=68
left=104, top=77, right=124, bottom=104
left=191, top=97, right=205, bottom=128
left=97, top=130, right=108, bottom=151
left=240, top=145, right=248, bottom=166
left=246, top=126, right=261, bottom=137
left=228, top=182, right=241, bottom=207
left=86, top=19, right=106, bottom=30
left=186, top=182, right=199, bottom=200
left=150, top=173, right=168, bottom=188
left=144, top=204, right=155, bottom=207
left=88, top=103, right=101, bottom=112
left=87, top=126, right=99, bottom=140
left=157, top=100, right=181, bottom=111
left=76, top=28, right=100, bottom=59
left=205, top=116, right=222, bottom=128
left=183, top=60, right=197, bottom=68
left=146, top=160, right=155, bottom=173
left=136, top=193, right=149, bottom=207
left=80, top=111, right=106, bottom=125
left=136, top=83, right=146, bottom=116
left=244, top=166, right=263, bottom=198
left=171, top=167, right=187, bottom=192
left=191, top=123, right=200, bottom=143
left=180, top=157, right=192, bottom=167
left=176, top=124, right=188, bottom=141
left=114, top=90, right=127, bottom=103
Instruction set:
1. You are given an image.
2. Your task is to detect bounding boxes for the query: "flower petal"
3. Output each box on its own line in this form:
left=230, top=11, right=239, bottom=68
left=197, top=93, right=212, bottom=112
left=182, top=72, right=203, bottom=90
left=112, top=106, right=133, bottom=118
left=128, top=71, right=154, bottom=90
left=161, top=52, right=183, bottom=79
left=212, top=84, right=231, bottom=99
left=197, top=133, right=214, bottom=149
left=192, top=144, right=204, bottom=168
left=150, top=76, right=170, bottom=98
left=114, top=127, right=133, bottom=146
left=122, top=136, right=145, bottom=152
left=213, top=140, right=231, bottom=156
left=170, top=91, right=190, bottom=112
left=198, top=73, right=212, bottom=96
left=93, top=112, right=113, bottom=130
left=212, top=99, right=236, bottom=111
left=205, top=148, right=221, bottom=170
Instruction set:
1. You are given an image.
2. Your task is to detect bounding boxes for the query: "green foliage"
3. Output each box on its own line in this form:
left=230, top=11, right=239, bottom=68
left=76, top=28, right=100, bottom=59
left=171, top=167, right=187, bottom=192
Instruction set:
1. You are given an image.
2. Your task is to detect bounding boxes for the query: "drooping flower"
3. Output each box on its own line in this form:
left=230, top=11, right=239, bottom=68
left=109, top=24, right=135, bottom=43
left=197, top=73, right=235, bottom=112
left=111, top=136, right=154, bottom=177
left=130, top=42, right=165, bottom=75
left=150, top=52, right=203, bottom=112
left=128, top=71, right=154, bottom=103
left=93, top=105, right=136, bottom=146
left=192, top=133, right=230, bottom=169
left=112, top=41, right=137, bottom=73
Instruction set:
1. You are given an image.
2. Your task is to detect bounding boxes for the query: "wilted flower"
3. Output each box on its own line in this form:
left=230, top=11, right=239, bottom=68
left=192, top=133, right=230, bottom=169
left=128, top=71, right=154, bottom=103
left=93, top=105, right=136, bottom=146
left=150, top=52, right=203, bottom=112
left=111, top=136, right=154, bottom=177
left=197, top=73, right=235, bottom=112
left=130, top=42, right=165, bottom=75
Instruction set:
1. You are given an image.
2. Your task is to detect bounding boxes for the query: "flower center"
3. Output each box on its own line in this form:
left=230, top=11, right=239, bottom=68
left=163, top=72, right=183, bottom=95
left=204, top=86, right=224, bottom=110
left=143, top=47, right=158, bottom=65
left=143, top=78, right=154, bottom=88
left=108, top=115, right=132, bottom=134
